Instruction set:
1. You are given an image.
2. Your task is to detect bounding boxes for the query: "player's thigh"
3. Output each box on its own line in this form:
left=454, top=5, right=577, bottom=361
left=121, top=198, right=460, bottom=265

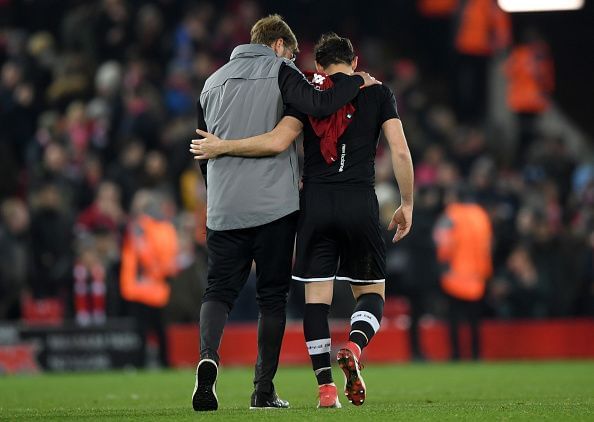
left=350, top=282, right=385, bottom=300
left=336, top=189, right=386, bottom=284
left=304, top=280, right=334, bottom=304
left=293, top=190, right=339, bottom=282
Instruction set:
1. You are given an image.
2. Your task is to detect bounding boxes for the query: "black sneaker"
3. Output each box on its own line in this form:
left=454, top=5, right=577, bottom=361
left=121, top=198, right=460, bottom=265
left=192, top=359, right=218, bottom=411
left=249, top=390, right=290, bottom=409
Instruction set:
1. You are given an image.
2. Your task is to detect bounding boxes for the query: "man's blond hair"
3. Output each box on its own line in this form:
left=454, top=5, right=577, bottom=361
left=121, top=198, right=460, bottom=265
left=250, top=14, right=299, bottom=53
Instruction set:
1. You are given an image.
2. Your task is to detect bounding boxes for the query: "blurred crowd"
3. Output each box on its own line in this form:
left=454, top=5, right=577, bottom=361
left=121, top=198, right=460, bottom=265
left=0, top=0, right=593, bottom=336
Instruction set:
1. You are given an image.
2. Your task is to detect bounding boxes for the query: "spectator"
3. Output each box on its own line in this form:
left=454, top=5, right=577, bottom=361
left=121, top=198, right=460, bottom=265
left=107, top=140, right=145, bottom=211
left=384, top=184, right=441, bottom=361
left=134, top=4, right=169, bottom=66
left=73, top=234, right=107, bottom=326
left=434, top=186, right=493, bottom=360
left=29, top=183, right=73, bottom=301
left=163, top=212, right=206, bottom=324
left=120, top=190, right=178, bottom=367
left=0, top=198, right=30, bottom=319
left=94, top=0, right=132, bottom=62
left=454, top=0, right=511, bottom=123
left=505, top=29, right=555, bottom=163
left=142, top=150, right=170, bottom=193
left=489, top=244, right=549, bottom=318
left=75, top=154, right=105, bottom=210
left=76, top=181, right=125, bottom=235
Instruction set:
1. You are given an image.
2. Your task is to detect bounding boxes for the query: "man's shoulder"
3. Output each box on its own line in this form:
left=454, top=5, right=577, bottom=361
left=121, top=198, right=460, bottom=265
left=363, top=83, right=394, bottom=98
left=204, top=56, right=290, bottom=94
left=201, top=62, right=233, bottom=93
left=201, top=60, right=242, bottom=94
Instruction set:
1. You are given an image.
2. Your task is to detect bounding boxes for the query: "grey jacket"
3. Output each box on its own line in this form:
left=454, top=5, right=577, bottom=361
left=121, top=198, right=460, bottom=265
left=200, top=44, right=300, bottom=231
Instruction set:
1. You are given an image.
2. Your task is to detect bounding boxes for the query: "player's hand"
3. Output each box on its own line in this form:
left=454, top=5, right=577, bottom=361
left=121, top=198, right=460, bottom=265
left=353, top=71, right=382, bottom=88
left=388, top=203, right=413, bottom=243
left=190, top=129, right=226, bottom=159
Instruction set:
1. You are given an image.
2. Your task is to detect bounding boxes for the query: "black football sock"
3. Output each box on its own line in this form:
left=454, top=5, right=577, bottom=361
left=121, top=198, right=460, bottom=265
left=349, top=293, right=384, bottom=352
left=304, top=303, right=333, bottom=385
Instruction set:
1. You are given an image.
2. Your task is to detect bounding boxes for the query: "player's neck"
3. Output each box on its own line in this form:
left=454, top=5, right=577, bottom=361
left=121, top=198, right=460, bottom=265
left=322, top=64, right=353, bottom=76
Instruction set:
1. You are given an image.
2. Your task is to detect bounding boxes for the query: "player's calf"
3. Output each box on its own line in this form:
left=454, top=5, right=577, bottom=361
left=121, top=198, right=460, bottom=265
left=349, top=292, right=384, bottom=351
left=339, top=292, right=384, bottom=406
left=304, top=302, right=338, bottom=407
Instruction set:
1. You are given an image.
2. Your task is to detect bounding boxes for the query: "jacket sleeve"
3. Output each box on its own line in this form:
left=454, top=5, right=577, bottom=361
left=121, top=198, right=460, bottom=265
left=278, top=64, right=363, bottom=119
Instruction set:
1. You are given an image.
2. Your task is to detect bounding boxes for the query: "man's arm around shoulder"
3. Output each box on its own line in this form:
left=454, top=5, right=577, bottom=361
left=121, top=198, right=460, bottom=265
left=278, top=64, right=380, bottom=118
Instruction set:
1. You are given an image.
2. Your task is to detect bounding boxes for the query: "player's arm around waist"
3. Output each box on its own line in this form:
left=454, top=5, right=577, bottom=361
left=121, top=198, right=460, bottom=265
left=190, top=116, right=303, bottom=159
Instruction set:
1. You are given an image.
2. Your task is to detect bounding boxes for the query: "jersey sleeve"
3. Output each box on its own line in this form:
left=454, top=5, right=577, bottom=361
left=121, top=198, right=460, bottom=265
left=283, top=104, right=307, bottom=124
left=379, top=86, right=400, bottom=124
left=278, top=63, right=363, bottom=118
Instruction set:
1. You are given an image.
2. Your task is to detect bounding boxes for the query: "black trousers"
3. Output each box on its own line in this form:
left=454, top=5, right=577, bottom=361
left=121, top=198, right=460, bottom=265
left=447, top=296, right=481, bottom=361
left=201, top=211, right=298, bottom=393
left=408, top=290, right=425, bottom=360
left=131, top=302, right=168, bottom=367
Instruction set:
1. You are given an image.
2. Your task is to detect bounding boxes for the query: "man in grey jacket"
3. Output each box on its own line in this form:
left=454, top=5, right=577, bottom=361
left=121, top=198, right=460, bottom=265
left=192, top=14, right=379, bottom=411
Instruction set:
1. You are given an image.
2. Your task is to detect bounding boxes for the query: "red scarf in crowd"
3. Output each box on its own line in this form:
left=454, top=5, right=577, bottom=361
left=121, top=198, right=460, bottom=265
left=304, top=71, right=356, bottom=165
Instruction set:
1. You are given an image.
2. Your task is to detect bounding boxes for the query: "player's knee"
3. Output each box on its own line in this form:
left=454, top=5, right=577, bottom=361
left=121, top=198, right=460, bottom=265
left=351, top=283, right=385, bottom=300
left=304, top=281, right=333, bottom=304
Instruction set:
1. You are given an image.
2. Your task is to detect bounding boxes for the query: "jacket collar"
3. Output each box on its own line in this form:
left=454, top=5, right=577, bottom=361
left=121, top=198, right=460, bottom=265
left=230, top=44, right=276, bottom=60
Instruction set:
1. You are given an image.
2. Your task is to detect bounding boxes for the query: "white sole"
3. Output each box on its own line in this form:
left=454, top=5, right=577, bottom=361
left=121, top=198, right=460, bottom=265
left=317, top=400, right=342, bottom=409
left=192, top=359, right=219, bottom=411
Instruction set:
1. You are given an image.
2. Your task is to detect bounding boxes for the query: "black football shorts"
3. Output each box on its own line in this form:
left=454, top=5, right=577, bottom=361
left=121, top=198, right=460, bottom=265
left=292, top=185, right=386, bottom=284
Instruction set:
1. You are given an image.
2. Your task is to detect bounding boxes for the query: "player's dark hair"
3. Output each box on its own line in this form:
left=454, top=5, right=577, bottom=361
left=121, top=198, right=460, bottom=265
left=314, top=32, right=355, bottom=68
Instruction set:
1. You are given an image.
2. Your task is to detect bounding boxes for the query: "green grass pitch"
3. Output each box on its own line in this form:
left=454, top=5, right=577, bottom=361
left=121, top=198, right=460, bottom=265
left=1, top=362, right=593, bottom=421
